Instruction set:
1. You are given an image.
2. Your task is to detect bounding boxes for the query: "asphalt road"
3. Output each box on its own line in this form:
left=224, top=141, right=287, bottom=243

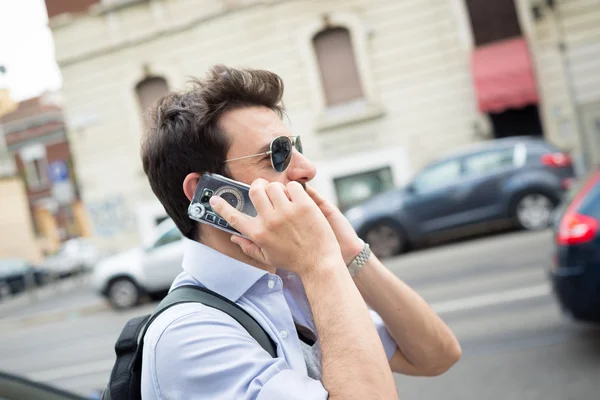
left=1, top=230, right=599, bottom=399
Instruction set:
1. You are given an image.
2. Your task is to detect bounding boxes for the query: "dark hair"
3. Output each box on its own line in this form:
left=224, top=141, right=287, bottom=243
left=141, top=65, right=285, bottom=240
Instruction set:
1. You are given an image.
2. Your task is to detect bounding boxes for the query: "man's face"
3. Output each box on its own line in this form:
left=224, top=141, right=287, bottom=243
left=220, top=106, right=317, bottom=187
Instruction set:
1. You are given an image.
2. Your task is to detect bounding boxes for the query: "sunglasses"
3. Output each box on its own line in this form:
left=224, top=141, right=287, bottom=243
left=224, top=136, right=303, bottom=172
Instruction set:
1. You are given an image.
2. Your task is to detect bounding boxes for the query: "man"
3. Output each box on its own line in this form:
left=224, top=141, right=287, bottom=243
left=140, top=65, right=461, bottom=399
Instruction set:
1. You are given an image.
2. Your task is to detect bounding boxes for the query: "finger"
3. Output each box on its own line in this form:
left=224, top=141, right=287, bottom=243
left=305, top=185, right=327, bottom=207
left=265, top=182, right=291, bottom=209
left=305, top=185, right=338, bottom=215
left=231, top=235, right=267, bottom=264
left=287, top=181, right=311, bottom=204
left=249, top=178, right=273, bottom=214
left=209, top=196, right=253, bottom=235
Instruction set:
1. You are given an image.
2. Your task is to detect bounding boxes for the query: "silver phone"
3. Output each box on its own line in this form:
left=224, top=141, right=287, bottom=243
left=188, top=173, right=257, bottom=237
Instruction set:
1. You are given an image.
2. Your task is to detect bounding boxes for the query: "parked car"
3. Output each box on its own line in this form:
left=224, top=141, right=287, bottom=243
left=344, top=136, right=576, bottom=257
left=548, top=167, right=600, bottom=322
left=0, top=259, right=48, bottom=298
left=91, top=218, right=184, bottom=309
left=41, top=238, right=104, bottom=278
left=0, top=370, right=88, bottom=400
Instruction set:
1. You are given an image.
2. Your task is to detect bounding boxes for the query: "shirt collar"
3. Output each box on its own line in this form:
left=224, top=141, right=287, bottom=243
left=181, top=237, right=270, bottom=302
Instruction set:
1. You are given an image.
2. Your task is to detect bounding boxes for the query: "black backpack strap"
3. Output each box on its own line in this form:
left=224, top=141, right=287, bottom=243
left=103, top=285, right=277, bottom=400
left=140, top=285, right=277, bottom=358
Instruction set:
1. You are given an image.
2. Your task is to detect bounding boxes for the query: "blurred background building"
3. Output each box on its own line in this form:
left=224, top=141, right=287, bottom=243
left=0, top=90, right=92, bottom=257
left=42, top=0, right=600, bottom=252
left=0, top=82, right=45, bottom=263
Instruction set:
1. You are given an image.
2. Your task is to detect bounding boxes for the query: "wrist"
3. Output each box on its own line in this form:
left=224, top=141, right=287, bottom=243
left=347, top=241, right=371, bottom=278
left=343, top=238, right=366, bottom=265
left=299, top=254, right=346, bottom=283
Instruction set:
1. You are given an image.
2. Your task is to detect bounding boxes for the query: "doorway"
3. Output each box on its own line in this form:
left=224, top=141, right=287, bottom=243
left=488, top=105, right=543, bottom=139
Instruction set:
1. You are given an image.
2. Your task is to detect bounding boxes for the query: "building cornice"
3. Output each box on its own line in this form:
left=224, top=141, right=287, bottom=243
left=52, top=0, right=289, bottom=67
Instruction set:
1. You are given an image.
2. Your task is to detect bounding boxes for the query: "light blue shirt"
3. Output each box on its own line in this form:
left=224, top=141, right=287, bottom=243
left=141, top=238, right=397, bottom=399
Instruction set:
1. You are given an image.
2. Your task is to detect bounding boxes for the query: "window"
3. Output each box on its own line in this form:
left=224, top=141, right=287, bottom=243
left=334, top=167, right=395, bottom=211
left=24, top=158, right=48, bottom=189
left=464, top=149, right=515, bottom=175
left=579, top=180, right=600, bottom=219
left=413, top=160, right=462, bottom=193
left=135, top=76, right=169, bottom=130
left=152, top=226, right=182, bottom=249
left=313, top=27, right=363, bottom=107
left=19, top=144, right=48, bottom=190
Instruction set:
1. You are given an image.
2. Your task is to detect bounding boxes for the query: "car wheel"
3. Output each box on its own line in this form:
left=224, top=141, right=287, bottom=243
left=107, top=277, right=141, bottom=309
left=364, top=222, right=405, bottom=258
left=513, top=192, right=556, bottom=231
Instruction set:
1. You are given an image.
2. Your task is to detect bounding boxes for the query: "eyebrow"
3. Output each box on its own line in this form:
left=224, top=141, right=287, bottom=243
left=257, top=142, right=271, bottom=153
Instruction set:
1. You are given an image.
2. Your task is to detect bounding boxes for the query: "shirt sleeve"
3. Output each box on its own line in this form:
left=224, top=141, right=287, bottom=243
left=142, top=303, right=328, bottom=400
left=370, top=309, right=398, bottom=361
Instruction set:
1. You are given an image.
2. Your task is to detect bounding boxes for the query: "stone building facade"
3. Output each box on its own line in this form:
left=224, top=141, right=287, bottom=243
left=45, top=0, right=599, bottom=251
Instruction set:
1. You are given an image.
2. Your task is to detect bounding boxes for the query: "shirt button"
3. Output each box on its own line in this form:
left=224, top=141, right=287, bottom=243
left=267, top=280, right=275, bottom=289
left=280, top=330, right=288, bottom=339
left=287, top=274, right=294, bottom=280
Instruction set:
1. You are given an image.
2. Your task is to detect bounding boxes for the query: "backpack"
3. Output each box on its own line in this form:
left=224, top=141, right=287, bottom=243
left=101, top=284, right=277, bottom=400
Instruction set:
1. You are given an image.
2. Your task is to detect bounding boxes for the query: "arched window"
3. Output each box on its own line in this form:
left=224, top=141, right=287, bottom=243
left=313, top=27, right=364, bottom=107
left=135, top=76, right=169, bottom=130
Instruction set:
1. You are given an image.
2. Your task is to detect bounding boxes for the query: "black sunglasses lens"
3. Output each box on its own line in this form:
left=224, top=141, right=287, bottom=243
left=271, top=136, right=292, bottom=172
left=294, top=136, right=303, bottom=154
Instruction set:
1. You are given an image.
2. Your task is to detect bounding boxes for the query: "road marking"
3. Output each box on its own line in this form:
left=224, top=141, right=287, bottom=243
left=431, top=284, right=551, bottom=314
left=26, top=285, right=552, bottom=383
left=28, top=359, right=114, bottom=382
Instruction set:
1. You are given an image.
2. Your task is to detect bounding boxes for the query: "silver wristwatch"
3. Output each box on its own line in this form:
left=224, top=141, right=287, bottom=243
left=347, top=240, right=371, bottom=277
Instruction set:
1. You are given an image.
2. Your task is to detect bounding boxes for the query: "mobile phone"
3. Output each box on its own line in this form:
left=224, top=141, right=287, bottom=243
left=188, top=173, right=257, bottom=237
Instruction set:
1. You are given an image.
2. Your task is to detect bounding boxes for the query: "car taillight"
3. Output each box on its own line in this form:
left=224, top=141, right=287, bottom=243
left=541, top=152, right=572, bottom=167
left=557, top=213, right=598, bottom=245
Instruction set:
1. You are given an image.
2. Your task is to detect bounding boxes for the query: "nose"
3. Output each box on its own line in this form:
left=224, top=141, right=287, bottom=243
left=286, top=149, right=316, bottom=184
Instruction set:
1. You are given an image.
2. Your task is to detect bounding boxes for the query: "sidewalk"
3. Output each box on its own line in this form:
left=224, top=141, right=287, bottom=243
left=0, top=275, right=109, bottom=329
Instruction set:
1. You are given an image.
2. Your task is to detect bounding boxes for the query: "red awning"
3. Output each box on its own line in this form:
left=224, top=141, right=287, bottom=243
left=472, top=37, right=539, bottom=113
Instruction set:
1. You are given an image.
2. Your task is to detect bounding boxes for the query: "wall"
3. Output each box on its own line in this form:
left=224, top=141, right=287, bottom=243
left=516, top=0, right=600, bottom=168
left=49, top=0, right=482, bottom=250
left=0, top=177, right=43, bottom=263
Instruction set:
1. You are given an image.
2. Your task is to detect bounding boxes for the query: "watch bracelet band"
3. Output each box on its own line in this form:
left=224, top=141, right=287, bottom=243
left=347, top=241, right=371, bottom=277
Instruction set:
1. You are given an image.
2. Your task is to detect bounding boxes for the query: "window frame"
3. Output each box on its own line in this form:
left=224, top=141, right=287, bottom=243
left=298, top=12, right=384, bottom=131
left=333, top=166, right=395, bottom=211
left=312, top=26, right=365, bottom=108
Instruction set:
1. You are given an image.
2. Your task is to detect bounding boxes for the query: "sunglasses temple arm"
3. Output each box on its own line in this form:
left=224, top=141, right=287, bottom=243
left=224, top=151, right=272, bottom=163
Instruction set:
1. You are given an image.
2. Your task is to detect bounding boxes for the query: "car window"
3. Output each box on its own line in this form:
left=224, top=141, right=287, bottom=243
left=578, top=178, right=600, bottom=219
left=553, top=170, right=597, bottom=224
left=412, top=160, right=461, bottom=193
left=152, top=226, right=182, bottom=249
left=464, top=148, right=515, bottom=175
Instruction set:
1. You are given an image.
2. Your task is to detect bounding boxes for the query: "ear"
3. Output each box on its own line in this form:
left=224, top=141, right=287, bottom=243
left=183, top=172, right=201, bottom=202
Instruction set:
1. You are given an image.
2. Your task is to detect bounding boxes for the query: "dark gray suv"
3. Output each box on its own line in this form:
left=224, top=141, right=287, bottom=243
left=345, top=137, right=576, bottom=258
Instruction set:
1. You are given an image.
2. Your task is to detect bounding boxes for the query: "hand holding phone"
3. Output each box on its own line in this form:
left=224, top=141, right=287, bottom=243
left=208, top=178, right=344, bottom=277
left=188, top=173, right=257, bottom=238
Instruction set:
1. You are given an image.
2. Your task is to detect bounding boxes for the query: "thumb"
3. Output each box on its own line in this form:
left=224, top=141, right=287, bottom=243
left=231, top=235, right=266, bottom=263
